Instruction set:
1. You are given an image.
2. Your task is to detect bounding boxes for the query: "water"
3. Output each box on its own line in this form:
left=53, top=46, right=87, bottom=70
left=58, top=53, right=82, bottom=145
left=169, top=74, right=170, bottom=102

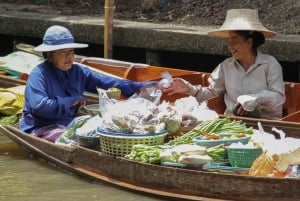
left=0, top=134, right=168, bottom=201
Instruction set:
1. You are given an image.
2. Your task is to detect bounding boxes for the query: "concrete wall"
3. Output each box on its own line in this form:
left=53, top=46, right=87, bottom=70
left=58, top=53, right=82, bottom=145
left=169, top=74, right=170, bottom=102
left=0, top=10, right=299, bottom=64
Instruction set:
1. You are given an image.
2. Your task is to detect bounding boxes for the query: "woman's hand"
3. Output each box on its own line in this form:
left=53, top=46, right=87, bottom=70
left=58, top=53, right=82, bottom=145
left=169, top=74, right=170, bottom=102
left=72, top=99, right=87, bottom=114
left=140, top=84, right=159, bottom=93
left=233, top=102, right=249, bottom=116
left=162, top=78, right=189, bottom=96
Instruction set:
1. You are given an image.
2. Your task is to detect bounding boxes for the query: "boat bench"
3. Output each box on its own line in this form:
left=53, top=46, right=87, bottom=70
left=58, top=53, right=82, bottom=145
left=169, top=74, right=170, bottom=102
left=79, top=57, right=300, bottom=122
left=206, top=80, right=300, bottom=122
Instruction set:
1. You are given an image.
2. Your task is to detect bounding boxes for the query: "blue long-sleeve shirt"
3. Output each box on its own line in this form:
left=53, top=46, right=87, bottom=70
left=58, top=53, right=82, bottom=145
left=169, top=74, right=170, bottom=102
left=20, top=61, right=155, bottom=133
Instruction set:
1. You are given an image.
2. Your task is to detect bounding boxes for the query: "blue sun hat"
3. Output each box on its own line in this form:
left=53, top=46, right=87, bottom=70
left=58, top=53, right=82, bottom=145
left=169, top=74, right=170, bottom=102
left=34, top=25, right=88, bottom=52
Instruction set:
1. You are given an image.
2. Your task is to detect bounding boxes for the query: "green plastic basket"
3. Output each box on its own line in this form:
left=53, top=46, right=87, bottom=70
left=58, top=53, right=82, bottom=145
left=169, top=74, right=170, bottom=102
left=98, top=129, right=168, bottom=157
left=227, top=147, right=263, bottom=168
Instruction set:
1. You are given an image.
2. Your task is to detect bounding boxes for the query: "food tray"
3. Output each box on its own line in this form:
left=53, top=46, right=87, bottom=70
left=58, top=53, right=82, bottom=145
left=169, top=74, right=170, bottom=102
left=193, top=133, right=250, bottom=148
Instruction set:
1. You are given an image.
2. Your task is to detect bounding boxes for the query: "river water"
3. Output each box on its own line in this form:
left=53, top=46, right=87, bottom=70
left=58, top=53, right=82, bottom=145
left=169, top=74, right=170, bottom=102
left=0, top=134, right=168, bottom=201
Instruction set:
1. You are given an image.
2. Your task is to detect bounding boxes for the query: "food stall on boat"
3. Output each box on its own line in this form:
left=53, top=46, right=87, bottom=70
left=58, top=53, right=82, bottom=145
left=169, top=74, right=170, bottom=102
left=1, top=78, right=300, bottom=201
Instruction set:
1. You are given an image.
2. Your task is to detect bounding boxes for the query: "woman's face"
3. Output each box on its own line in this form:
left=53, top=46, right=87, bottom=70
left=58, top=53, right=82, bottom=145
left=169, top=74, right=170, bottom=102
left=227, top=31, right=252, bottom=60
left=48, top=48, right=75, bottom=71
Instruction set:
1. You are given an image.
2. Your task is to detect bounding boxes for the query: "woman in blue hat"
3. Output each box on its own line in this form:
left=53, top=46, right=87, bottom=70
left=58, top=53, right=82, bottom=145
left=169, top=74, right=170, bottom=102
left=20, top=25, right=157, bottom=134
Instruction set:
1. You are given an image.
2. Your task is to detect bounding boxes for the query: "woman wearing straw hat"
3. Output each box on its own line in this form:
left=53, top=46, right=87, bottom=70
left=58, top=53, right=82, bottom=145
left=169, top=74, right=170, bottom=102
left=163, top=9, right=285, bottom=119
left=20, top=25, right=157, bottom=134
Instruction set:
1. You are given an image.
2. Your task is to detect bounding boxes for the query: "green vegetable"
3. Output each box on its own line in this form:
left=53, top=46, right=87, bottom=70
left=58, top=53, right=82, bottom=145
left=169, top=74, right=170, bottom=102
left=207, top=144, right=227, bottom=161
left=0, top=114, right=19, bottom=126
left=166, top=118, right=253, bottom=146
left=125, top=144, right=165, bottom=164
left=166, top=115, right=181, bottom=134
left=55, top=117, right=90, bottom=144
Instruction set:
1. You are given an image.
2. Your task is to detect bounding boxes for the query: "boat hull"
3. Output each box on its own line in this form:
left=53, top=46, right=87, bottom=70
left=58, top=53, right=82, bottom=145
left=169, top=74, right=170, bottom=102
left=1, top=125, right=300, bottom=201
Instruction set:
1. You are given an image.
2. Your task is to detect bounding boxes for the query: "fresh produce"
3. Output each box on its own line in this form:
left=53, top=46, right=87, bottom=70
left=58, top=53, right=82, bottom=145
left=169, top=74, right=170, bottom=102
left=207, top=144, right=227, bottom=162
left=166, top=118, right=253, bottom=146
left=192, top=118, right=253, bottom=134
left=160, top=144, right=219, bottom=166
left=55, top=115, right=91, bottom=144
left=0, top=114, right=19, bottom=126
left=171, top=144, right=207, bottom=155
left=166, top=131, right=199, bottom=146
left=125, top=144, right=165, bottom=164
left=159, top=149, right=179, bottom=163
left=165, top=114, right=181, bottom=134
left=106, top=87, right=121, bottom=99
left=202, top=132, right=247, bottom=140
left=178, top=154, right=213, bottom=165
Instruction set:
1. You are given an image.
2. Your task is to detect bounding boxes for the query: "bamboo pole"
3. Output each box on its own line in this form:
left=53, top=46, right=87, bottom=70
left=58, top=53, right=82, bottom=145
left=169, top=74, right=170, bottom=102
left=104, top=0, right=115, bottom=59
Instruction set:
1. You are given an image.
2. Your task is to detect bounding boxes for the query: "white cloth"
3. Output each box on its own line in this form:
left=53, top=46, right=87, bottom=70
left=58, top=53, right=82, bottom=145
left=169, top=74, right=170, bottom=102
left=237, top=95, right=258, bottom=111
left=184, top=51, right=285, bottom=119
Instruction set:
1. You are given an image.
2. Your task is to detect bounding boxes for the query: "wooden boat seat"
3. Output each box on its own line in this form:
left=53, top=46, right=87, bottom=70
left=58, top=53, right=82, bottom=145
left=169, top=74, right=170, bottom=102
left=206, top=82, right=300, bottom=121
left=125, top=65, right=201, bottom=82
left=80, top=57, right=150, bottom=78
left=70, top=58, right=300, bottom=122
left=0, top=74, right=26, bottom=88
left=201, top=72, right=211, bottom=87
left=281, top=82, right=300, bottom=121
left=206, top=95, right=226, bottom=114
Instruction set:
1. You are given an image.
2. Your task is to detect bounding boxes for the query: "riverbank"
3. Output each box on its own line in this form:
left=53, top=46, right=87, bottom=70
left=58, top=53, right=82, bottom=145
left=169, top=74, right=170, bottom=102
left=1, top=0, right=299, bottom=35
left=0, top=3, right=299, bottom=81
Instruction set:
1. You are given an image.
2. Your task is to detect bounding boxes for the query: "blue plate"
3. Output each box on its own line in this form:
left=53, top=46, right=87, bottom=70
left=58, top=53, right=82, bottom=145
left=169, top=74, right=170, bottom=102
left=97, top=127, right=167, bottom=137
left=203, top=163, right=250, bottom=171
left=193, top=133, right=250, bottom=147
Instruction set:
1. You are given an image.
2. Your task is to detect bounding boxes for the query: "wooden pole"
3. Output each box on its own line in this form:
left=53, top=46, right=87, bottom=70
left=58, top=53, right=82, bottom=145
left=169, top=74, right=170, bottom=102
left=104, top=0, right=115, bottom=59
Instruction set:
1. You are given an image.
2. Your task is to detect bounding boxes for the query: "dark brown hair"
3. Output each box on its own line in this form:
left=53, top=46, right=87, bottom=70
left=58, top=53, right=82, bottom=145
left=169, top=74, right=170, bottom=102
left=235, top=30, right=265, bottom=50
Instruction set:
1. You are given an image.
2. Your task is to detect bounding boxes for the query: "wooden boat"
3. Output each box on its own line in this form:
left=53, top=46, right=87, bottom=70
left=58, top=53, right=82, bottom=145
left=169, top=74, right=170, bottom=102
left=79, top=57, right=300, bottom=122
left=1, top=116, right=300, bottom=201
left=1, top=55, right=300, bottom=121
left=1, top=67, right=300, bottom=200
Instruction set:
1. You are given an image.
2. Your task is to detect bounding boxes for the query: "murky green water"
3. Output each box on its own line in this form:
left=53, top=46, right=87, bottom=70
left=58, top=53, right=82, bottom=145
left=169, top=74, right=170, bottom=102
left=0, top=134, right=168, bottom=201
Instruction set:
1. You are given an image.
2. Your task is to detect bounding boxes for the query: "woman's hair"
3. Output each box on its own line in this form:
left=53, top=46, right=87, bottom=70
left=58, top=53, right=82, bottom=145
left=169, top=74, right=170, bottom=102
left=235, top=30, right=265, bottom=50
left=42, top=52, right=48, bottom=59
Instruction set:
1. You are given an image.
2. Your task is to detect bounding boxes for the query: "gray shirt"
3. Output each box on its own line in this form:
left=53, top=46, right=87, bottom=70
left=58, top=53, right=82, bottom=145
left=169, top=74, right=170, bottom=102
left=185, top=51, right=285, bottom=119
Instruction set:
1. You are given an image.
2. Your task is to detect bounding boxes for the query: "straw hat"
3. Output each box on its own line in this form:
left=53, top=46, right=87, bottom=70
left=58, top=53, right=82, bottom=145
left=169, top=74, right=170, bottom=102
left=34, top=25, right=88, bottom=52
left=209, top=9, right=276, bottom=38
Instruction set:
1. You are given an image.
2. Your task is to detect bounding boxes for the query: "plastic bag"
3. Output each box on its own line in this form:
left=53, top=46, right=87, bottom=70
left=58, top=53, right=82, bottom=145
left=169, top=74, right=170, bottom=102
left=55, top=115, right=91, bottom=145
left=101, top=98, right=164, bottom=134
left=97, top=88, right=116, bottom=117
left=137, top=87, right=162, bottom=105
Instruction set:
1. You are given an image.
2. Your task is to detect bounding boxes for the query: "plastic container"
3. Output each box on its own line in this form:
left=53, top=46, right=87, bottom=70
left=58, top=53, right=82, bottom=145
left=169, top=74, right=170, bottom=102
left=193, top=133, right=250, bottom=148
left=98, top=128, right=168, bottom=157
left=227, top=147, right=263, bottom=168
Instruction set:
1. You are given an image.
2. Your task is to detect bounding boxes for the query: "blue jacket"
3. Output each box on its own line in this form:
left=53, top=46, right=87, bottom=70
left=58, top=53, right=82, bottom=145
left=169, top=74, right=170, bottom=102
left=20, top=61, right=156, bottom=133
